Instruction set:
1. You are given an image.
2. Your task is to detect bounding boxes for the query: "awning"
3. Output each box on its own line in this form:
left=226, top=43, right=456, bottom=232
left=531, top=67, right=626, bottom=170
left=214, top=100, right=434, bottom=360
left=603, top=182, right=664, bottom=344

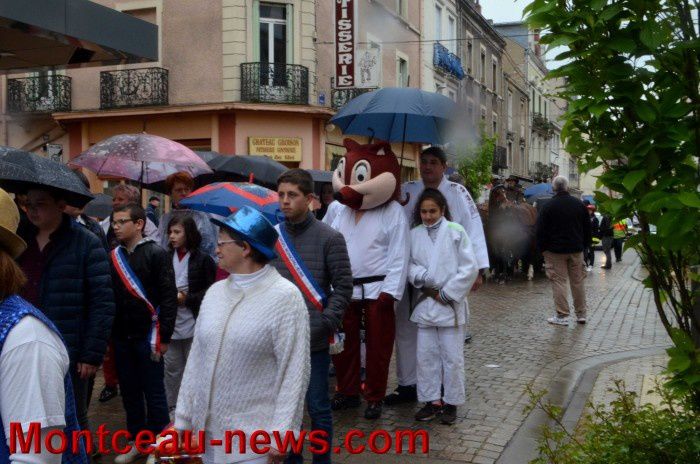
left=0, top=0, right=157, bottom=71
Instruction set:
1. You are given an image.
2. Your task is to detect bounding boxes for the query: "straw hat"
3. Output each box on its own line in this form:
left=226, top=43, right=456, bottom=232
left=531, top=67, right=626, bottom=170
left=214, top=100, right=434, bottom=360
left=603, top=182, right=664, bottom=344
left=0, top=188, right=27, bottom=258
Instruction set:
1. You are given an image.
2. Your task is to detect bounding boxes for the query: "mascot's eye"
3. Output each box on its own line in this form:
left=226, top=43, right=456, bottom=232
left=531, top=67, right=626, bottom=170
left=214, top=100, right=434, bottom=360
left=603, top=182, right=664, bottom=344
left=336, top=158, right=345, bottom=182
left=352, top=161, right=371, bottom=184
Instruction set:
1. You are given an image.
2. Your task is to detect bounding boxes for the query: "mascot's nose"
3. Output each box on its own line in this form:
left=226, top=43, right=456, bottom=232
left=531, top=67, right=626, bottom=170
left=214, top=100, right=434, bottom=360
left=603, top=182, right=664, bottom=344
left=334, top=186, right=364, bottom=210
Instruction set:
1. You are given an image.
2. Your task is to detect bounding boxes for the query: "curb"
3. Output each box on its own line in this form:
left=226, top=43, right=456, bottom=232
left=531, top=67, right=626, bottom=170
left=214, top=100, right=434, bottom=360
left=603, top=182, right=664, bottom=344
left=497, top=345, right=669, bottom=464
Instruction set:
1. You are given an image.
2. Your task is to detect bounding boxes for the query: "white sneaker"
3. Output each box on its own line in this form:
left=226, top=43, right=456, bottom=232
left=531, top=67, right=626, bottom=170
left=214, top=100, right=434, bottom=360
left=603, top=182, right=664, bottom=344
left=586, top=266, right=593, bottom=272
left=577, top=317, right=587, bottom=324
left=115, top=444, right=141, bottom=464
left=547, top=316, right=570, bottom=326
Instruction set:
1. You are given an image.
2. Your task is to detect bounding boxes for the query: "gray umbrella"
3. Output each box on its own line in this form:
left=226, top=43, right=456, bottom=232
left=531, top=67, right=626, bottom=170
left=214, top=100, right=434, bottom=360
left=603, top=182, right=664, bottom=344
left=0, top=146, right=94, bottom=206
left=83, top=193, right=113, bottom=220
left=306, top=169, right=333, bottom=184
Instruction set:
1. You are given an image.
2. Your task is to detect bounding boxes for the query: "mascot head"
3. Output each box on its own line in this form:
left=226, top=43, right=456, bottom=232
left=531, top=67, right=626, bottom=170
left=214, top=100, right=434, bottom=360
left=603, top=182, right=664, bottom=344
left=332, top=139, right=401, bottom=211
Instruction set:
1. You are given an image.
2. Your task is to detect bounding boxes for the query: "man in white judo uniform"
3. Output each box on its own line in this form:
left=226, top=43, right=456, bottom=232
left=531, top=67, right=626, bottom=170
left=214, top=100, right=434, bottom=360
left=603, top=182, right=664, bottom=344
left=386, top=146, right=490, bottom=405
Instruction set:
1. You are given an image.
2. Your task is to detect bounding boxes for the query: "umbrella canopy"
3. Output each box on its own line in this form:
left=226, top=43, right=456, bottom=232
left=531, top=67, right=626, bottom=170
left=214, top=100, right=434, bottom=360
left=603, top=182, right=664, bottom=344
left=524, top=183, right=554, bottom=198
left=330, top=87, right=461, bottom=145
left=306, top=169, right=333, bottom=184
left=208, top=155, right=288, bottom=188
left=179, top=182, right=281, bottom=225
left=70, top=134, right=212, bottom=184
left=0, top=146, right=94, bottom=206
left=144, top=150, right=222, bottom=193
left=83, top=193, right=113, bottom=219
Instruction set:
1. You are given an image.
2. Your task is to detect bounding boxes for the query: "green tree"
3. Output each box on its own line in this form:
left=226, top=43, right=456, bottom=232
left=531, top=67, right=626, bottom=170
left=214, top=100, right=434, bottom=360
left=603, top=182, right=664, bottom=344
left=525, top=0, right=700, bottom=407
left=456, top=131, right=496, bottom=200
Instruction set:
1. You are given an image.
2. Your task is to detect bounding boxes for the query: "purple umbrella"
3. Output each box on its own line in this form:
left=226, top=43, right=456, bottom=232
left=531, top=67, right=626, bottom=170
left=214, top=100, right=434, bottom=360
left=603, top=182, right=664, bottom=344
left=70, top=134, right=212, bottom=184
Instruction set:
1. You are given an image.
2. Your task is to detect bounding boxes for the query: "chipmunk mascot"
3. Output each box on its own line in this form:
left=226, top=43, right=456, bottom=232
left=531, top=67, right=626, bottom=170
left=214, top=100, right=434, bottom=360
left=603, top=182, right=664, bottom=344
left=322, top=138, right=409, bottom=420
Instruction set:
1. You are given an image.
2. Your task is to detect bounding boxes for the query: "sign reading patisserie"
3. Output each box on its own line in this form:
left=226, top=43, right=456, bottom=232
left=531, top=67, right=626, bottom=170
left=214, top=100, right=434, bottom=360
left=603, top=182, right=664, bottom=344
left=335, top=0, right=356, bottom=88
left=248, top=137, right=302, bottom=162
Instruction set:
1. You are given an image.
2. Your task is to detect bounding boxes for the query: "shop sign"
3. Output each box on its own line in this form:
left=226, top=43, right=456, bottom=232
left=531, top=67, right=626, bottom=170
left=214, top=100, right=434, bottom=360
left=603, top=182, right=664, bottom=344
left=249, top=137, right=302, bottom=162
left=335, top=0, right=356, bottom=88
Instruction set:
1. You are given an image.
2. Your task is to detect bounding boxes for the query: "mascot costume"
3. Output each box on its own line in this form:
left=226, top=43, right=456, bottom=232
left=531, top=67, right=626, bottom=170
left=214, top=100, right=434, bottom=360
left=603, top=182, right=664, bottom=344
left=323, top=139, right=409, bottom=420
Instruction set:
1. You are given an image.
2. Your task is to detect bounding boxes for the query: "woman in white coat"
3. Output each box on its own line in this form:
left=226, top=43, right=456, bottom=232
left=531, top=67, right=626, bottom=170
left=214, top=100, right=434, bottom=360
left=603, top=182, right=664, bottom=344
left=408, top=189, right=478, bottom=425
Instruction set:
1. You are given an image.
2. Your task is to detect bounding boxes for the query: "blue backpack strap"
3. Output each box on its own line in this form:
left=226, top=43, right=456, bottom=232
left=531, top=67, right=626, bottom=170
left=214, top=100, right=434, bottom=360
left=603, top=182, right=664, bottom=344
left=0, top=296, right=87, bottom=464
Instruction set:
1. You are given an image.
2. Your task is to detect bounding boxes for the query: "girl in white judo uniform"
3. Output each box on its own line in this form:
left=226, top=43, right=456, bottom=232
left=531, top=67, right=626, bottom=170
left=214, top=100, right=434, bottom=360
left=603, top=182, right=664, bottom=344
left=408, top=189, right=478, bottom=424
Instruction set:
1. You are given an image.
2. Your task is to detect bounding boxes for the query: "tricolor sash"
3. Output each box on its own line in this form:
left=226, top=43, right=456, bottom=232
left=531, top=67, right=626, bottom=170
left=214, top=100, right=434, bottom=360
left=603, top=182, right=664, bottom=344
left=274, top=223, right=344, bottom=354
left=111, top=247, right=162, bottom=360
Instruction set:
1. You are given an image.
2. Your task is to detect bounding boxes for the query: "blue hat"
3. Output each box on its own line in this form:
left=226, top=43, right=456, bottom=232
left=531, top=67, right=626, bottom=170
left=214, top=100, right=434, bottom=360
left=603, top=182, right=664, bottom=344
left=211, top=206, right=279, bottom=260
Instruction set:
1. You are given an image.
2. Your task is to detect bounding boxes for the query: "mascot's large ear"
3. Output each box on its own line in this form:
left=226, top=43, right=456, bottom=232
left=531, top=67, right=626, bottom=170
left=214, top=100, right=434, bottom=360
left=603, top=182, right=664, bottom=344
left=374, top=141, right=393, bottom=156
left=343, top=138, right=362, bottom=152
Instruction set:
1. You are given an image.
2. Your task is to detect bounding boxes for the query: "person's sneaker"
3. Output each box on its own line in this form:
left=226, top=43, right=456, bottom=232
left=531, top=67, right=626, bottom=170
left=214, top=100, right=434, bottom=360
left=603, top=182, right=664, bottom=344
left=364, top=401, right=383, bottom=420
left=586, top=265, right=593, bottom=272
left=114, top=444, right=140, bottom=464
left=98, top=385, right=118, bottom=403
left=331, top=393, right=360, bottom=411
left=577, top=317, right=587, bottom=324
left=384, top=385, right=417, bottom=405
left=547, top=315, right=570, bottom=326
left=414, top=402, right=441, bottom=421
left=601, top=264, right=611, bottom=269
left=439, top=404, right=457, bottom=425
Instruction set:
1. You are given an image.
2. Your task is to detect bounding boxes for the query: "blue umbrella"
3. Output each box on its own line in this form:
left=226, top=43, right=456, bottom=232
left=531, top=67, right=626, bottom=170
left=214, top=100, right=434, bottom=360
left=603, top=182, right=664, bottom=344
left=524, top=183, right=554, bottom=198
left=330, top=87, right=460, bottom=145
left=179, top=182, right=282, bottom=224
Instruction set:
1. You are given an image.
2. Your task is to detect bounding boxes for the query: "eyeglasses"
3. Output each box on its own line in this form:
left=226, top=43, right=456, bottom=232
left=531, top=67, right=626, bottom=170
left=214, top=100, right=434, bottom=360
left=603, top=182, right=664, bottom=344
left=217, top=239, right=245, bottom=248
left=111, top=219, right=135, bottom=227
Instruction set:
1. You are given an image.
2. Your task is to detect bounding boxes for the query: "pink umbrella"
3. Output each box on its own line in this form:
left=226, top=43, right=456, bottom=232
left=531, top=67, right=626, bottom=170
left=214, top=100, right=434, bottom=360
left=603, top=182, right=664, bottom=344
left=70, top=133, right=212, bottom=184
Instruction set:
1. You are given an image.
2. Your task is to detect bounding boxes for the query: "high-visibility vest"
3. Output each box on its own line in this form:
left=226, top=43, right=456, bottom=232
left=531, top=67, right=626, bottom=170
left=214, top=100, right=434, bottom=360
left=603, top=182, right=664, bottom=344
left=613, top=220, right=627, bottom=238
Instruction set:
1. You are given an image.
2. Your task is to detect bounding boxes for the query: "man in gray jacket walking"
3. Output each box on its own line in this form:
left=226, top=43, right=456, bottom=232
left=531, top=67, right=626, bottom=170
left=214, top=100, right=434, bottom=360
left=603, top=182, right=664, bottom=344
left=273, top=169, right=353, bottom=464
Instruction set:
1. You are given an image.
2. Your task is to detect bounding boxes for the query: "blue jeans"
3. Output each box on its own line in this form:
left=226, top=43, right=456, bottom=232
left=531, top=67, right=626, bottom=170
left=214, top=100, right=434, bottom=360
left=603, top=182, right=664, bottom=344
left=113, top=338, right=170, bottom=438
left=286, top=349, right=333, bottom=464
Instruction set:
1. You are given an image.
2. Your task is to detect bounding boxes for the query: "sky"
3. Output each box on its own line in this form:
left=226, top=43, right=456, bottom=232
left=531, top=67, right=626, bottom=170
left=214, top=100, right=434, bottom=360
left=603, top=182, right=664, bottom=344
left=479, top=0, right=530, bottom=24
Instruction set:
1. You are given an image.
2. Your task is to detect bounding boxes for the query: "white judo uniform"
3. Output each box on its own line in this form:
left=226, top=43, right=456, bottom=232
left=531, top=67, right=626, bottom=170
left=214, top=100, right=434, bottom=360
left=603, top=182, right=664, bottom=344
left=395, top=176, right=489, bottom=387
left=408, top=219, right=478, bottom=404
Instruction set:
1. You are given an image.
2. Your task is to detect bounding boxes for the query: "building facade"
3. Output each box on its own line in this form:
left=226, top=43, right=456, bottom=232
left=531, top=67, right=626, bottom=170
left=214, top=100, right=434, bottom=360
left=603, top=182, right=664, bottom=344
left=1, top=0, right=333, bottom=195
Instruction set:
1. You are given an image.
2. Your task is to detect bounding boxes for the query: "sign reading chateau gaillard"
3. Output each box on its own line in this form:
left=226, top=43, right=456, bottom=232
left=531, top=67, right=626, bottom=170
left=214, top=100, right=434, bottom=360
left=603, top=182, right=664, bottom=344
left=249, top=137, right=302, bottom=162
left=335, top=0, right=356, bottom=88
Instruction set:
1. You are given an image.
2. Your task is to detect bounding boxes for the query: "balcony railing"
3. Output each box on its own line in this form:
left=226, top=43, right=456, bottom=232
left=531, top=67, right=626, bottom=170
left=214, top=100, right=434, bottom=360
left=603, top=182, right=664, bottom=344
left=241, top=63, right=309, bottom=105
left=532, top=112, right=555, bottom=139
left=7, top=75, right=71, bottom=113
left=529, top=161, right=556, bottom=183
left=331, top=87, right=377, bottom=110
left=433, top=43, right=465, bottom=80
left=100, top=67, right=168, bottom=110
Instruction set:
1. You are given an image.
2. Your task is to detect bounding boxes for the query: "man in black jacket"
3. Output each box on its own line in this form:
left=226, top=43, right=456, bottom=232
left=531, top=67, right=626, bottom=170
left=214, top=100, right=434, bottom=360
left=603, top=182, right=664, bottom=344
left=273, top=169, right=352, bottom=464
left=109, top=203, right=177, bottom=464
left=535, top=176, right=591, bottom=326
left=17, top=187, right=115, bottom=438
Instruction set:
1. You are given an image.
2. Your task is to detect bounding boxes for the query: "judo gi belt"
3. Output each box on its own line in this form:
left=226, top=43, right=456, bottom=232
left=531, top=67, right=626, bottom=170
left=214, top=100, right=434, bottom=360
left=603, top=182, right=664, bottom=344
left=412, top=286, right=460, bottom=327
left=352, top=275, right=386, bottom=300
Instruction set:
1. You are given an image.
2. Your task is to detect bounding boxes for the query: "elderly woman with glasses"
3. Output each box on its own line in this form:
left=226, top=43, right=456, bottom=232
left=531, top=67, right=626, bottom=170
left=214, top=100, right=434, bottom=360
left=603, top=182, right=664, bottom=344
left=174, top=206, right=310, bottom=464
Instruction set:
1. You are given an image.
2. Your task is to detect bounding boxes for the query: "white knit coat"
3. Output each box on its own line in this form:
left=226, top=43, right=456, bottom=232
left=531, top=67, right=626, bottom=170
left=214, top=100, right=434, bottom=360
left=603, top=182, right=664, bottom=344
left=174, top=266, right=310, bottom=440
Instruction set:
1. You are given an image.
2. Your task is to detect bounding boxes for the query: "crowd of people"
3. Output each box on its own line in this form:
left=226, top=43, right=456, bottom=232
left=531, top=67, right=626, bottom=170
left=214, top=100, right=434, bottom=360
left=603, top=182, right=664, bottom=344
left=0, top=144, right=603, bottom=464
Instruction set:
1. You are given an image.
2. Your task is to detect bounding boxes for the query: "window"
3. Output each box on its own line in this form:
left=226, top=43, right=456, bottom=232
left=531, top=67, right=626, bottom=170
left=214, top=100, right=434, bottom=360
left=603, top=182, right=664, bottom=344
left=507, top=142, right=513, bottom=168
left=544, top=100, right=548, bottom=119
left=520, top=145, right=525, bottom=173
left=435, top=4, right=443, bottom=41
left=507, top=90, right=513, bottom=131
left=447, top=16, right=456, bottom=52
left=480, top=50, right=486, bottom=82
left=466, top=39, right=473, bottom=73
left=397, top=56, right=408, bottom=87
left=397, top=0, right=407, bottom=18
left=538, top=95, right=542, bottom=114
left=531, top=89, right=536, bottom=113
left=492, top=115, right=497, bottom=136
left=259, top=3, right=288, bottom=86
left=447, top=89, right=456, bottom=101
left=520, top=99, right=526, bottom=137
left=492, top=59, right=498, bottom=92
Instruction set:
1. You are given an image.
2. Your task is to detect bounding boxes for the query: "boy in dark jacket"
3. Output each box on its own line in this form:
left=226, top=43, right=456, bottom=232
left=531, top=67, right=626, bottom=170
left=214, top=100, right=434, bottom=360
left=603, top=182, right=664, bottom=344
left=273, top=169, right=352, bottom=464
left=17, top=187, right=115, bottom=438
left=109, top=203, right=177, bottom=463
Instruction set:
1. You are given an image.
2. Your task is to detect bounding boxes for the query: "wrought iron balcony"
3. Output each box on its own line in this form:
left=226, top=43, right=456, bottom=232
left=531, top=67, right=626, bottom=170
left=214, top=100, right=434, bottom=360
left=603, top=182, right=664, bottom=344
left=331, top=87, right=377, bottom=110
left=241, top=63, right=309, bottom=105
left=433, top=43, right=465, bottom=80
left=100, top=67, right=168, bottom=110
left=7, top=75, right=71, bottom=113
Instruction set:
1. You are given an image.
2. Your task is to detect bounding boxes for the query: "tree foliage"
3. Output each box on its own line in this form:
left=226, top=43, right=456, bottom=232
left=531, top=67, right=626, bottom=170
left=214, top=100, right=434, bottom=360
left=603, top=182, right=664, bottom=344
left=456, top=131, right=496, bottom=200
left=525, top=0, right=700, bottom=407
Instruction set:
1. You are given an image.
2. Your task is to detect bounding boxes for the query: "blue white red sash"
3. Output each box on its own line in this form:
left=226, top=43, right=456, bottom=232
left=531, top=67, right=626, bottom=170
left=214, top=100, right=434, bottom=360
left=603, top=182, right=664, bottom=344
left=274, top=224, right=327, bottom=311
left=110, top=247, right=161, bottom=359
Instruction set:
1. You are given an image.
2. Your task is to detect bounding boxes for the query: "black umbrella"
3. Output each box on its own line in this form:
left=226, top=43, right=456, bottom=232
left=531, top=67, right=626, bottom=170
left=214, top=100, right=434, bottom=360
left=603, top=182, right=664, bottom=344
left=306, top=169, right=333, bottom=184
left=83, top=193, right=113, bottom=219
left=208, top=154, right=288, bottom=188
left=0, top=146, right=94, bottom=206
